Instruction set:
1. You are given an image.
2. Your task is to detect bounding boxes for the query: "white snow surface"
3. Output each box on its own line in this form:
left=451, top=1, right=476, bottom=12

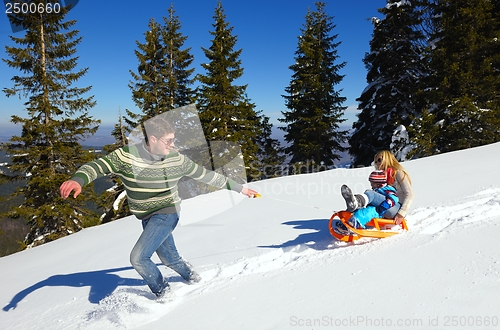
left=2, top=143, right=500, bottom=330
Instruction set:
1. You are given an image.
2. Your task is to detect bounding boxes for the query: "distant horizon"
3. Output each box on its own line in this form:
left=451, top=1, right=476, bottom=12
left=0, top=121, right=355, bottom=147
left=0, top=121, right=354, bottom=167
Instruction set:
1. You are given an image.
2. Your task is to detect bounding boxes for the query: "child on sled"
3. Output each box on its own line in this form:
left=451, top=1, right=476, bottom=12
left=335, top=170, right=399, bottom=235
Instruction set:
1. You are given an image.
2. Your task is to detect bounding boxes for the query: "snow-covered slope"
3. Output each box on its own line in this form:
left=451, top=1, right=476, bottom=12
left=1, top=143, right=500, bottom=330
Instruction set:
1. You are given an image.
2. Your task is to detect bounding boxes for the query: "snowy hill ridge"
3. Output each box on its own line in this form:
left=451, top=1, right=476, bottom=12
left=1, top=143, right=500, bottom=330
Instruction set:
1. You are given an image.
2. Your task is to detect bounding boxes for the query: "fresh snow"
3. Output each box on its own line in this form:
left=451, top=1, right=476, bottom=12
left=1, top=142, right=500, bottom=329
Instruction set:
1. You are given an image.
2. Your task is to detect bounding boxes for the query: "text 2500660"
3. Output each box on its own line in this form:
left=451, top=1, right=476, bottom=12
left=5, top=2, right=61, bottom=14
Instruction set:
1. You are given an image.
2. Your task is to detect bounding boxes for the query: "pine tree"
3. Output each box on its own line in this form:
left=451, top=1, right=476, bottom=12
left=161, top=4, right=196, bottom=109
left=196, top=2, right=263, bottom=179
left=407, top=107, right=440, bottom=158
left=126, top=18, right=164, bottom=127
left=121, top=6, right=198, bottom=203
left=349, top=0, right=426, bottom=166
left=127, top=5, right=195, bottom=127
left=418, top=0, right=500, bottom=154
left=280, top=2, right=348, bottom=172
left=1, top=2, right=100, bottom=247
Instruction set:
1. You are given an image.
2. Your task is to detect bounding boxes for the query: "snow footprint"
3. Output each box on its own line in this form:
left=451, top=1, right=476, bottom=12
left=216, top=244, right=311, bottom=279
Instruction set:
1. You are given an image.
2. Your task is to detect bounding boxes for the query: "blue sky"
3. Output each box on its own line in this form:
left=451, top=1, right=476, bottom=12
left=0, top=0, right=386, bottom=138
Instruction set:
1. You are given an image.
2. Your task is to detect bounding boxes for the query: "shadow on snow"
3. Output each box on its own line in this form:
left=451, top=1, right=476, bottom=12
left=259, top=218, right=337, bottom=251
left=2, top=266, right=146, bottom=311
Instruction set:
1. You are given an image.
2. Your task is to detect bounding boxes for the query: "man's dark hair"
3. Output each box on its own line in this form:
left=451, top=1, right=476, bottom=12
left=142, top=116, right=175, bottom=144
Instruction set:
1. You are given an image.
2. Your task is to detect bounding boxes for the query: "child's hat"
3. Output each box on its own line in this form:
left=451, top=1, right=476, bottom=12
left=369, top=170, right=387, bottom=183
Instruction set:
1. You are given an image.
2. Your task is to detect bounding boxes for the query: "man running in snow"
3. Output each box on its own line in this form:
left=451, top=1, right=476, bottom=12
left=60, top=117, right=258, bottom=299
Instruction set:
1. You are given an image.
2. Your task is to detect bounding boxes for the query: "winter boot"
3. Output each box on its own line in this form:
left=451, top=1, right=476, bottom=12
left=354, top=194, right=368, bottom=210
left=179, top=260, right=202, bottom=284
left=166, top=258, right=202, bottom=284
left=341, top=185, right=368, bottom=212
left=183, top=268, right=202, bottom=284
left=154, top=281, right=171, bottom=301
left=347, top=216, right=363, bottom=229
left=334, top=221, right=353, bottom=236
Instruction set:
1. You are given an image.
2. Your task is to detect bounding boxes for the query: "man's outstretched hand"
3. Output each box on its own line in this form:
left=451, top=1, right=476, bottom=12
left=241, top=187, right=259, bottom=198
left=60, top=180, right=82, bottom=199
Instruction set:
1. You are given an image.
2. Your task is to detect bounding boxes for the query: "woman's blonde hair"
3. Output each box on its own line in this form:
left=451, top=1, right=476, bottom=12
left=374, top=150, right=412, bottom=185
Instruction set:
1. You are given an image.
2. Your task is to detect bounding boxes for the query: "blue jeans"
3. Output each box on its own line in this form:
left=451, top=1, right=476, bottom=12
left=130, top=213, right=192, bottom=294
left=364, top=190, right=401, bottom=218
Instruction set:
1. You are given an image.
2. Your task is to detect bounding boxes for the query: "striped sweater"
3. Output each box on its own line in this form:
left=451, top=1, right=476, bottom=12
left=71, top=143, right=243, bottom=219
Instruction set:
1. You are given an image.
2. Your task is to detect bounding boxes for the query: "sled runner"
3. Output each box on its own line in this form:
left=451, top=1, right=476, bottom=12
left=328, top=210, right=408, bottom=242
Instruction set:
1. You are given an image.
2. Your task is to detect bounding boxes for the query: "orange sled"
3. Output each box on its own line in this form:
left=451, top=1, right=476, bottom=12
left=328, top=210, right=408, bottom=242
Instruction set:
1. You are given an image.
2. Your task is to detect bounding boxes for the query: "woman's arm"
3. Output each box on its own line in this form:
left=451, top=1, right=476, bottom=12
left=395, top=170, right=414, bottom=219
